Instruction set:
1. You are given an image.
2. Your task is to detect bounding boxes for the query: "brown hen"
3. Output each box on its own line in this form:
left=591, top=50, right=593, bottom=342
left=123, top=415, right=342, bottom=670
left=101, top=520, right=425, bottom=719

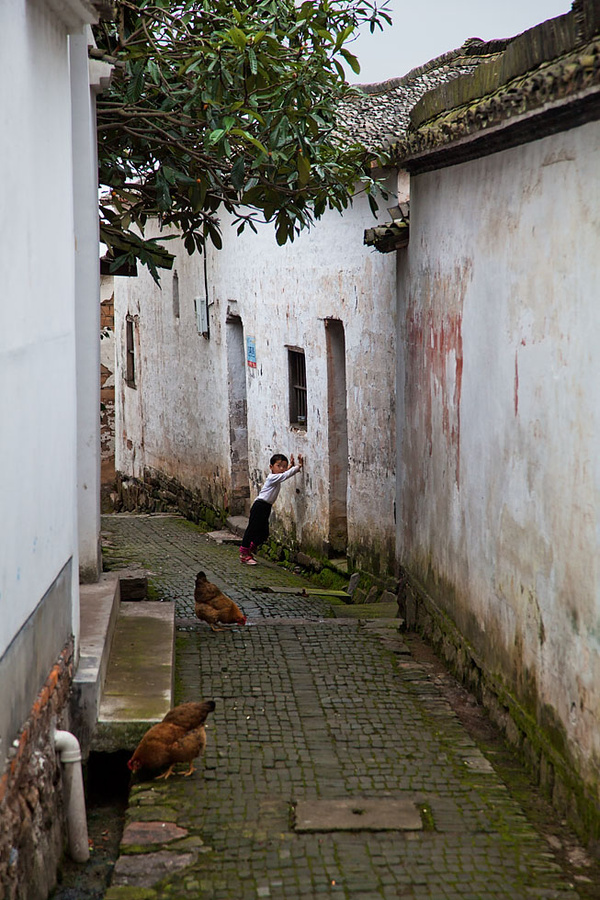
left=127, top=699, right=216, bottom=779
left=194, top=571, right=247, bottom=631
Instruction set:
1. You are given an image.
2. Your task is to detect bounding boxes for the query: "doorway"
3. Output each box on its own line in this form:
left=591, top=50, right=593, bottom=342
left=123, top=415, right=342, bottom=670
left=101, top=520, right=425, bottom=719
left=226, top=316, right=250, bottom=514
left=325, top=318, right=348, bottom=555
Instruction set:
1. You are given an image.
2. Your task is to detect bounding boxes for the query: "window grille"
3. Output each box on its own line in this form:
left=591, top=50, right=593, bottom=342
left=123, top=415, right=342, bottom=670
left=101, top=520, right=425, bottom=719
left=172, top=271, right=180, bottom=318
left=288, top=349, right=307, bottom=427
left=125, top=316, right=136, bottom=387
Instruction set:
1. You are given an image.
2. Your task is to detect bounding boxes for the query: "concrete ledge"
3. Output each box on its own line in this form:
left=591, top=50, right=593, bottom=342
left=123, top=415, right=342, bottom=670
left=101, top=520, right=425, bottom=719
left=91, top=602, right=175, bottom=753
left=71, top=572, right=121, bottom=757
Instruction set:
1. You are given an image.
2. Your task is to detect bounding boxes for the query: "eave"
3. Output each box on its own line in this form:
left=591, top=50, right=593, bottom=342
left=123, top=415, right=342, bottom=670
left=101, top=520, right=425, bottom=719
left=47, top=0, right=113, bottom=29
left=392, top=23, right=600, bottom=174
left=364, top=221, right=409, bottom=253
left=393, top=38, right=600, bottom=174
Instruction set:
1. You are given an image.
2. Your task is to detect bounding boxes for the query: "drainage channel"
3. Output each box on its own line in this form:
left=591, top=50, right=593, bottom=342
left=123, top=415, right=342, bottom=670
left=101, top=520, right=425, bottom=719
left=50, top=751, right=130, bottom=900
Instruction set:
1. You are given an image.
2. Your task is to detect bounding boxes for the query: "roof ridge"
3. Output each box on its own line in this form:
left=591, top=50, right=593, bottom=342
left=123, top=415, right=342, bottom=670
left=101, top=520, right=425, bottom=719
left=353, top=37, right=513, bottom=95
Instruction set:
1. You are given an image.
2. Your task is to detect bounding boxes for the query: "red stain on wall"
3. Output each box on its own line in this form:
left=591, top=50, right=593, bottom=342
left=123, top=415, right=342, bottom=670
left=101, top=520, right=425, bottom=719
left=406, top=297, right=464, bottom=489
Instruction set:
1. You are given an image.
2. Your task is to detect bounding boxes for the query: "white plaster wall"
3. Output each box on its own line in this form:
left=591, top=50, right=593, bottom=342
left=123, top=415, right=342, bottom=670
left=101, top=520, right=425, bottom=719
left=72, top=28, right=104, bottom=582
left=397, top=121, right=600, bottom=785
left=114, top=187, right=397, bottom=567
left=210, top=192, right=397, bottom=564
left=0, top=1, right=81, bottom=654
left=114, top=245, right=233, bottom=509
left=0, top=2, right=101, bottom=658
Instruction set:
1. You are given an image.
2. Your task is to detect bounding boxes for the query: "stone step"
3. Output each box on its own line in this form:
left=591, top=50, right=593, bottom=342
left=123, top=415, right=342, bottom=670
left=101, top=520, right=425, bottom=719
left=90, top=601, right=175, bottom=754
left=226, top=514, right=248, bottom=538
left=71, top=573, right=121, bottom=758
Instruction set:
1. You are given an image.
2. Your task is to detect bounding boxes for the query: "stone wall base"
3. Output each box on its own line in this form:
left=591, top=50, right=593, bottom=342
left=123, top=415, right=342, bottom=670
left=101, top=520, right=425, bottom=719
left=0, top=641, right=74, bottom=900
left=397, top=566, right=600, bottom=852
left=112, top=469, right=226, bottom=530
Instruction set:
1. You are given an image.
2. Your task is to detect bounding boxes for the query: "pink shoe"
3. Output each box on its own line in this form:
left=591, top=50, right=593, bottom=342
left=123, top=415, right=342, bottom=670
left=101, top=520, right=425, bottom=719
left=240, top=547, right=257, bottom=565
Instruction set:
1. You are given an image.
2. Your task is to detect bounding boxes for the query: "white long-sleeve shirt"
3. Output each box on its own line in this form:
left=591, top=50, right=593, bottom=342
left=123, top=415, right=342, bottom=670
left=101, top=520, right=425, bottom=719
left=257, top=466, right=301, bottom=505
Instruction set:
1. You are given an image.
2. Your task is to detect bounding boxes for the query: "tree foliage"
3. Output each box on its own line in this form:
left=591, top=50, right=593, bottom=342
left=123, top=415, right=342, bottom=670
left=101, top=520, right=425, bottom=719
left=94, top=0, right=391, bottom=280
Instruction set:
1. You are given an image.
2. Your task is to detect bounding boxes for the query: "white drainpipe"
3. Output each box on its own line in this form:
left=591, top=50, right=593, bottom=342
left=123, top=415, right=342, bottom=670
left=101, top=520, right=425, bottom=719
left=53, top=730, right=90, bottom=863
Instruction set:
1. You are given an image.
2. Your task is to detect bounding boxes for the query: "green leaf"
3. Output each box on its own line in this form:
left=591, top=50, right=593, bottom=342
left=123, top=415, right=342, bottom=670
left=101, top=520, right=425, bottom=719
left=230, top=129, right=269, bottom=155
left=248, top=47, right=258, bottom=75
left=276, top=219, right=288, bottom=245
left=207, top=128, right=226, bottom=144
left=147, top=60, right=161, bottom=84
left=340, top=48, right=361, bottom=74
left=93, top=0, right=391, bottom=274
left=335, top=23, right=356, bottom=50
left=206, top=223, right=223, bottom=249
left=226, top=26, right=247, bottom=49
left=231, top=157, right=245, bottom=191
left=297, top=152, right=310, bottom=187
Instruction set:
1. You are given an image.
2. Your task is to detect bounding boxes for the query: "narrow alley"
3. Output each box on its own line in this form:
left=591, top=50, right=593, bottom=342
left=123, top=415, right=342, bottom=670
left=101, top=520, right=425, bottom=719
left=90, top=514, right=599, bottom=900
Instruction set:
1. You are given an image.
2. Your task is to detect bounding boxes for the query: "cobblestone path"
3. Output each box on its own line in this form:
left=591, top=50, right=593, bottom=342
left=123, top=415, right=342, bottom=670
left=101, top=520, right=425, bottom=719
left=101, top=514, right=594, bottom=900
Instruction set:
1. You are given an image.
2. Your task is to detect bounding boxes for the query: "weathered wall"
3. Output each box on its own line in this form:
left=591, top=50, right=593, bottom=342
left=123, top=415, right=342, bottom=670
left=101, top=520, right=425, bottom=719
left=0, top=2, right=102, bottom=896
left=100, top=277, right=116, bottom=488
left=0, top=641, right=74, bottom=900
left=114, top=243, right=233, bottom=513
left=114, top=186, right=397, bottom=570
left=397, top=121, right=600, bottom=805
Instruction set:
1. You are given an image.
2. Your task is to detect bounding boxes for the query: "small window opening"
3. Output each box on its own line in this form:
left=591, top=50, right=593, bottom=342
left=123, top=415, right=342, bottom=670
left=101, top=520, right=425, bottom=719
left=288, top=348, right=307, bottom=427
left=172, top=271, right=180, bottom=318
left=125, top=316, right=136, bottom=387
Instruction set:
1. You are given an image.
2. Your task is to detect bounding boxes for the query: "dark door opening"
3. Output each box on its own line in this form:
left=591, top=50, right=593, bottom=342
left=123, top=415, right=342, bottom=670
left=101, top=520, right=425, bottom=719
left=226, top=316, right=250, bottom=514
left=325, top=318, right=348, bottom=555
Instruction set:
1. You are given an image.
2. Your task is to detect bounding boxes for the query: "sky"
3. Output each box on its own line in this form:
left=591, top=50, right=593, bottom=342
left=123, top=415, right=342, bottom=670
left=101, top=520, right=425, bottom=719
left=348, top=0, right=572, bottom=84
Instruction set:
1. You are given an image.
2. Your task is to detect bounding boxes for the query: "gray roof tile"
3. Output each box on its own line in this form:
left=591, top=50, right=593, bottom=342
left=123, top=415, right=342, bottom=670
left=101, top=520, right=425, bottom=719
left=337, top=39, right=510, bottom=151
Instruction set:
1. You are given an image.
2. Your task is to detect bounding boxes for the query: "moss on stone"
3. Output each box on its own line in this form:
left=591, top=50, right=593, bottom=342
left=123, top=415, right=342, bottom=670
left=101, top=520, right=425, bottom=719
left=104, top=887, right=158, bottom=900
left=401, top=564, right=600, bottom=846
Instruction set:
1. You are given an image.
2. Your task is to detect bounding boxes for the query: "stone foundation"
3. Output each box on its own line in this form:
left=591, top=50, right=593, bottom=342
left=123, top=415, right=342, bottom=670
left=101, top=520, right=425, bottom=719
left=0, top=641, right=74, bottom=900
left=112, top=469, right=226, bottom=530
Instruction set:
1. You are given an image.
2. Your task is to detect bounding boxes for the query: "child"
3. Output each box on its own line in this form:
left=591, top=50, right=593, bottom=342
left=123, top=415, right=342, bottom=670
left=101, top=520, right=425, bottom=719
left=240, top=453, right=304, bottom=565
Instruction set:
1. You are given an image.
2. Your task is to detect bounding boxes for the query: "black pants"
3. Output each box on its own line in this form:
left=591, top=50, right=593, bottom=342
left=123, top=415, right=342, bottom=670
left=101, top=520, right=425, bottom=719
left=241, top=499, right=272, bottom=549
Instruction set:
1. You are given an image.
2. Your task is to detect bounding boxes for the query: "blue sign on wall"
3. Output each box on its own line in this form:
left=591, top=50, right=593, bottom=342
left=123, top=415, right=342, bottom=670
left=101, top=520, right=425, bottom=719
left=246, top=335, right=257, bottom=368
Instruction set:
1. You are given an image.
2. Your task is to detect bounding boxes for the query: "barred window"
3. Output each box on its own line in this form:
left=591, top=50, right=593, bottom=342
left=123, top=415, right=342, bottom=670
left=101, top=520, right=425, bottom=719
left=288, top=348, right=307, bottom=427
left=125, top=316, right=136, bottom=387
left=172, top=270, right=180, bottom=318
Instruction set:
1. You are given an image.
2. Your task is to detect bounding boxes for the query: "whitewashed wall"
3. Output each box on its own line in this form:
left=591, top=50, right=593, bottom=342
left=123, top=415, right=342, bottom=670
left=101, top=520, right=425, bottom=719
left=114, top=186, right=397, bottom=570
left=397, top=121, right=600, bottom=789
left=0, top=0, right=105, bottom=781
left=0, top=0, right=80, bottom=658
left=115, top=245, right=233, bottom=511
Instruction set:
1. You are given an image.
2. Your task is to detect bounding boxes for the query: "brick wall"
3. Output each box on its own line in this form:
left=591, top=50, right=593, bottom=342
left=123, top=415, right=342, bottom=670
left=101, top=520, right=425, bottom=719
left=0, top=641, right=74, bottom=900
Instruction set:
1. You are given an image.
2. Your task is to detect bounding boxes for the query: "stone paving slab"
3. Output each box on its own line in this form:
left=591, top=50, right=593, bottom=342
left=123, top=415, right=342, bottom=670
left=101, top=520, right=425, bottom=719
left=101, top=515, right=588, bottom=899
left=294, top=799, right=423, bottom=832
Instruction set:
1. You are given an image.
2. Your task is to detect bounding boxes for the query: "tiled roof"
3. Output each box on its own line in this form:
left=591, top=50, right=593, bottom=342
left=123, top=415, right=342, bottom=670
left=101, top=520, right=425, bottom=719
left=336, top=39, right=510, bottom=152
left=389, top=3, right=600, bottom=173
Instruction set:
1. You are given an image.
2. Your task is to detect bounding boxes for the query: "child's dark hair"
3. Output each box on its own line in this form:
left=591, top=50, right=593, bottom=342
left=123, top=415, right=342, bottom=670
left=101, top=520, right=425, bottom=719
left=270, top=453, right=288, bottom=466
